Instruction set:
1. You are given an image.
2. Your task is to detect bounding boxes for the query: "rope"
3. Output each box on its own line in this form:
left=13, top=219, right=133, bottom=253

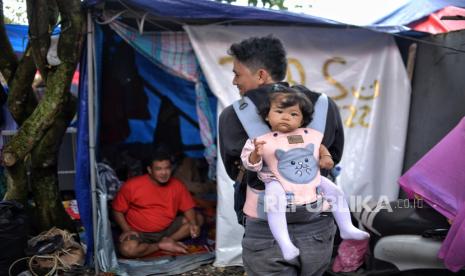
left=29, top=255, right=58, bottom=276
left=28, top=227, right=76, bottom=249
left=8, top=257, right=29, bottom=276
left=137, top=12, right=149, bottom=34
left=95, top=10, right=127, bottom=25
left=8, top=227, right=84, bottom=275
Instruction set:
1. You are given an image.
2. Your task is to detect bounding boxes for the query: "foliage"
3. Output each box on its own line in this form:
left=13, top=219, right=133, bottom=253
left=2, top=0, right=27, bottom=24
left=3, top=16, right=13, bottom=24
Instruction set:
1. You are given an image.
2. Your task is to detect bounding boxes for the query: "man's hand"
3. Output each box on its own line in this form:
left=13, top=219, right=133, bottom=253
left=189, top=223, right=200, bottom=238
left=119, top=230, right=139, bottom=242
left=249, top=139, right=266, bottom=164
left=319, top=155, right=334, bottom=169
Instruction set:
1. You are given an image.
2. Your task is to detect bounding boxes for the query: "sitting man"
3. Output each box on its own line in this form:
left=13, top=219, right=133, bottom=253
left=112, top=150, right=204, bottom=258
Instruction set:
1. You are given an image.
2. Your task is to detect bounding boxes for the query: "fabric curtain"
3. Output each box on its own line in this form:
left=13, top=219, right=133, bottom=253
left=108, top=20, right=216, bottom=179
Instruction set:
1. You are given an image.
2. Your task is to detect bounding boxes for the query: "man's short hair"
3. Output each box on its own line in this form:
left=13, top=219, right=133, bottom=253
left=149, top=148, right=172, bottom=165
left=228, top=35, right=287, bottom=82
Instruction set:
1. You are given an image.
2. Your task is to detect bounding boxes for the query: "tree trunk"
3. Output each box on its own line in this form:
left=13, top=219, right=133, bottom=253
left=29, top=95, right=76, bottom=231
left=1, top=0, right=85, bottom=233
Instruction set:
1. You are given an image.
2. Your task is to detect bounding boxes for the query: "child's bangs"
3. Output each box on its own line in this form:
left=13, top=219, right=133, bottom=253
left=272, top=93, right=299, bottom=108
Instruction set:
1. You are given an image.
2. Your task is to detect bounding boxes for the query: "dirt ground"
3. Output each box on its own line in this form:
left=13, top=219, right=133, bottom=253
left=179, top=264, right=245, bottom=276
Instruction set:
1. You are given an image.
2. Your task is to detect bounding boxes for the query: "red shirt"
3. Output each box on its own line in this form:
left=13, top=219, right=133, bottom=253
left=112, top=175, right=195, bottom=232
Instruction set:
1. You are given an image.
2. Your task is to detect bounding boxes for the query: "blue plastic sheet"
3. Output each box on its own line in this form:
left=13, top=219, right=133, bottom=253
left=85, top=0, right=465, bottom=33
left=125, top=51, right=217, bottom=158
left=74, top=24, right=104, bottom=265
left=75, top=44, right=93, bottom=264
left=5, top=24, right=28, bottom=54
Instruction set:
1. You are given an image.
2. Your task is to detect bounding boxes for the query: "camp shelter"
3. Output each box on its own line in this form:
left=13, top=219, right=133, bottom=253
left=5, top=0, right=465, bottom=274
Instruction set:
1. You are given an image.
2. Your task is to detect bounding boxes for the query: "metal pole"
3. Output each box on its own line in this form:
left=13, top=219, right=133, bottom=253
left=86, top=10, right=100, bottom=275
left=406, top=43, right=418, bottom=82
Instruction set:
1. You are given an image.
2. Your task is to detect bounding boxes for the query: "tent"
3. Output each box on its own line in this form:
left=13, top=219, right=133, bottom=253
left=6, top=0, right=465, bottom=274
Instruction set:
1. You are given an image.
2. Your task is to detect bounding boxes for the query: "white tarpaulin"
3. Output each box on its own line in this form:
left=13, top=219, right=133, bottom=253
left=185, top=25, right=411, bottom=266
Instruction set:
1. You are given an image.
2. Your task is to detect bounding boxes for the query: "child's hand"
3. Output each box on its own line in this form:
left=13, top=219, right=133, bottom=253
left=249, top=139, right=266, bottom=164
left=254, top=138, right=266, bottom=156
left=319, top=154, right=334, bottom=169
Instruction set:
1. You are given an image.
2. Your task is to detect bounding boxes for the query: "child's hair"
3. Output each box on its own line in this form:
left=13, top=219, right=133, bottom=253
left=258, top=84, right=314, bottom=127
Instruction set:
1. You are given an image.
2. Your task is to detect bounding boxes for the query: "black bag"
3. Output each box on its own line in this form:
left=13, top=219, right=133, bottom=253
left=0, top=201, right=30, bottom=275
left=233, top=167, right=247, bottom=226
left=233, top=181, right=246, bottom=226
left=0, top=88, right=7, bottom=126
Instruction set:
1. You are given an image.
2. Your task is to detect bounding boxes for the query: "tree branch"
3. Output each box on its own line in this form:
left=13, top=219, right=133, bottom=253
left=2, top=0, right=83, bottom=167
left=47, top=0, right=60, bottom=28
left=7, top=45, right=38, bottom=125
left=26, top=0, right=51, bottom=80
left=0, top=4, right=19, bottom=82
left=56, top=0, right=85, bottom=63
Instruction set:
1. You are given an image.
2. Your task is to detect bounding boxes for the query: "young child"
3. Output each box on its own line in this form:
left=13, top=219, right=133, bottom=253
left=241, top=86, right=369, bottom=261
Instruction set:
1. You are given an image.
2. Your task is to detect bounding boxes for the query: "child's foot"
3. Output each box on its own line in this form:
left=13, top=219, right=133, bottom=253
left=340, top=226, right=370, bottom=240
left=281, top=244, right=300, bottom=261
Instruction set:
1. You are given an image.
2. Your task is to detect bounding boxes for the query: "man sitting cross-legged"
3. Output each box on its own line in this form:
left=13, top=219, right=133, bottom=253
left=112, top=150, right=204, bottom=258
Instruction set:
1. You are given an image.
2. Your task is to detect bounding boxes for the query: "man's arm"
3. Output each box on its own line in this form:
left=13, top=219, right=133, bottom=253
left=219, top=101, right=265, bottom=191
left=322, top=97, right=344, bottom=165
left=175, top=179, right=200, bottom=237
left=112, top=181, right=140, bottom=241
left=113, top=210, right=131, bottom=232
left=183, top=208, right=200, bottom=238
left=113, top=210, right=139, bottom=241
left=184, top=208, right=197, bottom=226
left=319, top=144, right=335, bottom=169
left=219, top=106, right=248, bottom=180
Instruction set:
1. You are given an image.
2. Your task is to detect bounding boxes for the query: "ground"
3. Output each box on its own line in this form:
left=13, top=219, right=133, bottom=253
left=180, top=264, right=246, bottom=276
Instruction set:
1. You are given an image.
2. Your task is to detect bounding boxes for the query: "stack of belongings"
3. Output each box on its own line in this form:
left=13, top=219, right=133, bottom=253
left=25, top=227, right=85, bottom=275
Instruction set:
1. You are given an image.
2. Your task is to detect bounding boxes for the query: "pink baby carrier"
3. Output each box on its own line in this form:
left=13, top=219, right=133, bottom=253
left=233, top=92, right=329, bottom=207
left=254, top=128, right=323, bottom=205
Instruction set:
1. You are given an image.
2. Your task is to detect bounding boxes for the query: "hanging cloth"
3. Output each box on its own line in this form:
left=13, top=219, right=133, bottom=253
left=109, top=20, right=217, bottom=179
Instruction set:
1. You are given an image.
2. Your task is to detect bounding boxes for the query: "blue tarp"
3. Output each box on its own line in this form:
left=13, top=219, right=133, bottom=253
left=5, top=24, right=63, bottom=53
left=129, top=51, right=217, bottom=158
left=85, top=0, right=465, bottom=33
left=75, top=44, right=93, bottom=265
left=86, top=0, right=339, bottom=25
left=97, top=27, right=217, bottom=156
left=75, top=23, right=104, bottom=265
left=5, top=24, right=28, bottom=54
left=7, top=0, right=465, bottom=53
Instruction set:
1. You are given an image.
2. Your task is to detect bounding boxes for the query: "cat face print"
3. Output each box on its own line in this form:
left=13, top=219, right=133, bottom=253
left=275, top=144, right=318, bottom=184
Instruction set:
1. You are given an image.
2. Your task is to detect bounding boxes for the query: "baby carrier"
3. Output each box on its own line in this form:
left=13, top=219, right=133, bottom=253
left=232, top=89, right=329, bottom=224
